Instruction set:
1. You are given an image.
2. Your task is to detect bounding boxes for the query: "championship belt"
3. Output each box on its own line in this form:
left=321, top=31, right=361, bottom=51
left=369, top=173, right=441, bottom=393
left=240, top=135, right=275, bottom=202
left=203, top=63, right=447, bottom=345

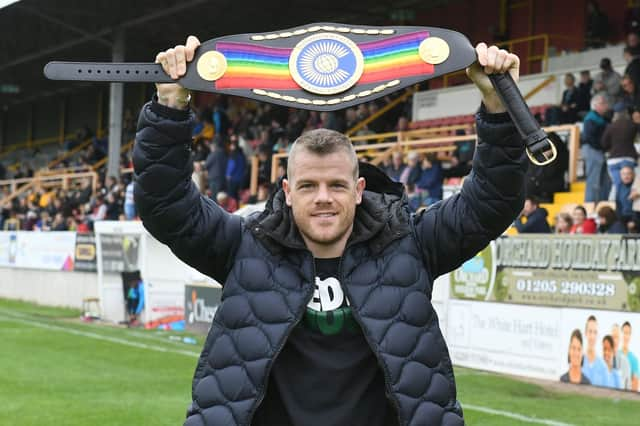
left=44, top=23, right=555, bottom=165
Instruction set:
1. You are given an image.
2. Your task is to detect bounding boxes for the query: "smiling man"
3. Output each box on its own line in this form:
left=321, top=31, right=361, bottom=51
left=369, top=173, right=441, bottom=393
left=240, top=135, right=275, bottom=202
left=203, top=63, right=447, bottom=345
left=134, top=36, right=527, bottom=426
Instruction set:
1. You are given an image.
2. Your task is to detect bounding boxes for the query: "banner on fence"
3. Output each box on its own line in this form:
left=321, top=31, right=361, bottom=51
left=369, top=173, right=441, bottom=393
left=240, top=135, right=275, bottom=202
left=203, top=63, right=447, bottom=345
left=184, top=284, right=222, bottom=334
left=451, top=235, right=640, bottom=312
left=446, top=300, right=640, bottom=391
left=74, top=233, right=97, bottom=272
left=0, top=231, right=75, bottom=270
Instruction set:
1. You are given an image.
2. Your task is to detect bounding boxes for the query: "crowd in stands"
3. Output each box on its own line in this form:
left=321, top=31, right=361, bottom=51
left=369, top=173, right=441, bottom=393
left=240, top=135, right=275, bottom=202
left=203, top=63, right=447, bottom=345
left=0, top=91, right=418, bottom=229
left=4, top=3, right=640, bottom=234
left=515, top=15, right=640, bottom=235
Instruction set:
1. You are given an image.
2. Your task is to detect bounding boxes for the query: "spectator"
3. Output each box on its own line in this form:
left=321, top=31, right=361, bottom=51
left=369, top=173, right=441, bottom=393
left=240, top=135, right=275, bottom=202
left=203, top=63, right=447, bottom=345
left=515, top=196, right=551, bottom=233
left=225, top=140, right=247, bottom=201
left=576, top=70, right=593, bottom=119
left=384, top=151, right=406, bottom=182
left=204, top=137, right=227, bottom=200
left=124, top=179, right=136, bottom=220
left=256, top=144, right=272, bottom=185
left=212, top=103, right=231, bottom=137
left=624, top=46, right=640, bottom=89
left=0, top=161, right=6, bottom=180
left=90, top=195, right=107, bottom=222
left=52, top=212, right=68, bottom=231
left=35, top=211, right=52, bottom=232
left=416, top=154, right=443, bottom=206
left=581, top=94, right=611, bottom=202
left=555, top=212, right=573, bottom=234
left=620, top=75, right=640, bottom=111
left=596, top=205, right=627, bottom=234
left=444, top=128, right=475, bottom=178
left=570, top=205, right=597, bottom=234
left=191, top=161, right=206, bottom=194
left=399, top=151, right=421, bottom=185
left=616, top=166, right=640, bottom=233
left=601, top=104, right=638, bottom=193
left=547, top=73, right=579, bottom=125
left=593, top=58, right=622, bottom=106
left=105, top=193, right=121, bottom=221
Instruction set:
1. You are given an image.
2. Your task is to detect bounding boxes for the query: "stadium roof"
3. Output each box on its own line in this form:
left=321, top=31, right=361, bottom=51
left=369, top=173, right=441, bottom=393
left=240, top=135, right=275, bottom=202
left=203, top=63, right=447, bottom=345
left=0, top=0, right=428, bottom=107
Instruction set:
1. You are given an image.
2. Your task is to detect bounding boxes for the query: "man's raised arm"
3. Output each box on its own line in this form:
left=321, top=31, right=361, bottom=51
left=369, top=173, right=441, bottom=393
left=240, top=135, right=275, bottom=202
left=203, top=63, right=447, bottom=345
left=414, top=43, right=528, bottom=278
left=134, top=36, right=241, bottom=283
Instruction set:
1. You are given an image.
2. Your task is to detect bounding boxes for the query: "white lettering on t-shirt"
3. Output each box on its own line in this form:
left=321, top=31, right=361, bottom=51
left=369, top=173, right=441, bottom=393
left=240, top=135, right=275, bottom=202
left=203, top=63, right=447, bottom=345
left=308, top=276, right=350, bottom=312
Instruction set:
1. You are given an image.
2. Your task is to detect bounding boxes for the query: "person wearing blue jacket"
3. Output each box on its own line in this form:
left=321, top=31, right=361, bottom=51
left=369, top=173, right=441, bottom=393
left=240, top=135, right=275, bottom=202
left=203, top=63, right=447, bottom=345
left=225, top=138, right=246, bottom=200
left=515, top=196, right=551, bottom=233
left=137, top=37, right=527, bottom=426
left=416, top=154, right=443, bottom=206
left=581, top=94, right=611, bottom=202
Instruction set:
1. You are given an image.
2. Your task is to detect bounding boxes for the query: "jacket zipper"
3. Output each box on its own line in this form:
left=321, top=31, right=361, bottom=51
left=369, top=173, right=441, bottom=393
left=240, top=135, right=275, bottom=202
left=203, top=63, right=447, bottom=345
left=245, top=251, right=316, bottom=426
left=338, top=244, right=405, bottom=426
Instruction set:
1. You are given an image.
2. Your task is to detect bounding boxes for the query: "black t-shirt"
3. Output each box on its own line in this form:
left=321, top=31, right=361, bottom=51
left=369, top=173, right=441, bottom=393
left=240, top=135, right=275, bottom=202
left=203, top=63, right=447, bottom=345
left=253, top=257, right=398, bottom=426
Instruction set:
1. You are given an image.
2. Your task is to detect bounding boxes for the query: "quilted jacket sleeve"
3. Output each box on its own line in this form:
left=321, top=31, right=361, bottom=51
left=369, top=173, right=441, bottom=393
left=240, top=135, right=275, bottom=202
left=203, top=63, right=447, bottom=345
left=413, top=105, right=527, bottom=278
left=133, top=99, right=242, bottom=283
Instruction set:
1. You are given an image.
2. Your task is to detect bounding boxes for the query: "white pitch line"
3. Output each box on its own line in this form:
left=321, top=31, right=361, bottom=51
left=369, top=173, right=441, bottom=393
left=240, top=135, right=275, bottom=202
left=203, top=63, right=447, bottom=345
left=0, top=309, right=574, bottom=426
left=0, top=313, right=200, bottom=358
left=464, top=404, right=575, bottom=426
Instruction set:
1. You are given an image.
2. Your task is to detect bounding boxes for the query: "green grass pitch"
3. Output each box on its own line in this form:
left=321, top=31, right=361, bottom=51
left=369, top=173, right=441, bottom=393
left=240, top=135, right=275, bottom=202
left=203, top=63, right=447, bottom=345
left=1, top=298, right=637, bottom=425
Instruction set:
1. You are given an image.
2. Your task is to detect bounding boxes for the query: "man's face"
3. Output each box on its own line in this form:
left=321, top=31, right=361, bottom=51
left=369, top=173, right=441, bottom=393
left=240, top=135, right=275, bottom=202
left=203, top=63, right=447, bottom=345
left=621, top=167, right=635, bottom=185
left=564, top=76, right=574, bottom=87
left=595, top=98, right=609, bottom=115
left=392, top=153, right=403, bottom=167
left=622, top=78, right=635, bottom=94
left=585, top=319, right=598, bottom=349
left=283, top=149, right=365, bottom=252
left=522, top=199, right=535, bottom=216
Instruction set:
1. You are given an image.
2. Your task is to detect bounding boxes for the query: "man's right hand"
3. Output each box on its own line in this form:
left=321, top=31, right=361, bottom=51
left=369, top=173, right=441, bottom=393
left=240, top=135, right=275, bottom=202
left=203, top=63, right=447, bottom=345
left=154, top=35, right=201, bottom=109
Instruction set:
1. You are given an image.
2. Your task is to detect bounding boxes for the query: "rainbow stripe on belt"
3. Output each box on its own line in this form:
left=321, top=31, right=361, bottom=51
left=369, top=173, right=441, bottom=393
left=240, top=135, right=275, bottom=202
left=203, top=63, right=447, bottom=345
left=214, top=31, right=435, bottom=91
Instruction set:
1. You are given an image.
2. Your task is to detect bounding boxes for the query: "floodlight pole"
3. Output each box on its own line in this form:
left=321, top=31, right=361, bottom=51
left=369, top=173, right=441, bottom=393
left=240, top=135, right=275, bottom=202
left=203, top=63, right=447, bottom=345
left=107, top=29, right=125, bottom=179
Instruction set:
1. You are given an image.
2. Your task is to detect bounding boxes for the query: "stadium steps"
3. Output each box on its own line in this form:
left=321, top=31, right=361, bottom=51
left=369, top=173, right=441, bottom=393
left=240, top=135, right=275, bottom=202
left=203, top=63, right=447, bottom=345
left=539, top=181, right=587, bottom=226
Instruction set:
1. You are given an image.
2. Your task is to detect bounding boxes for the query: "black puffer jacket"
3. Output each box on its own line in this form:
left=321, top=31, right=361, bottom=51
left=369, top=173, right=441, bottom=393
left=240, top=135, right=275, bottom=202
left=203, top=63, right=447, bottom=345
left=133, top=99, right=527, bottom=426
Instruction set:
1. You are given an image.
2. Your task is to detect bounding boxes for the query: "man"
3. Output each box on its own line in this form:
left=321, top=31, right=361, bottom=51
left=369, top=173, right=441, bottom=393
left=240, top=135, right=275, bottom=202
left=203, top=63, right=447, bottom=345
left=611, top=323, right=632, bottom=389
left=582, top=315, right=608, bottom=387
left=620, top=75, right=640, bottom=111
left=593, top=58, right=622, bottom=106
left=576, top=70, right=593, bottom=119
left=581, top=94, right=611, bottom=202
left=624, top=46, right=640, bottom=89
left=546, top=73, right=578, bottom=125
left=514, top=196, right=551, bottom=233
left=204, top=136, right=227, bottom=200
left=616, top=166, right=640, bottom=232
left=601, top=104, right=637, bottom=190
left=135, top=36, right=526, bottom=426
left=621, top=321, right=639, bottom=390
left=384, top=151, right=406, bottom=182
